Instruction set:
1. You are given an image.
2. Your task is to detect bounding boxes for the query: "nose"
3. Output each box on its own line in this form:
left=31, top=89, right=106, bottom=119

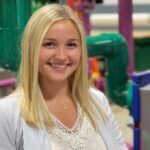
left=54, top=46, right=67, bottom=61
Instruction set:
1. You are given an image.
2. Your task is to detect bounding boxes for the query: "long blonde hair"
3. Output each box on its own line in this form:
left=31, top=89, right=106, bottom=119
left=18, top=4, right=107, bottom=130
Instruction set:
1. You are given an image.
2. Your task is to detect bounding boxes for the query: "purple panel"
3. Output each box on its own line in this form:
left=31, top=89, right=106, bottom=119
left=118, top=0, right=134, bottom=78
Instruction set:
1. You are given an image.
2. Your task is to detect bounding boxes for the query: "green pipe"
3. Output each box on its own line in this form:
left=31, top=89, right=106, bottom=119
left=86, top=33, right=129, bottom=106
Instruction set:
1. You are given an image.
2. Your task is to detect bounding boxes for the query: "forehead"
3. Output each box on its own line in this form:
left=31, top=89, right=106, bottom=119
left=44, top=19, right=80, bottom=40
left=50, top=19, right=78, bottom=30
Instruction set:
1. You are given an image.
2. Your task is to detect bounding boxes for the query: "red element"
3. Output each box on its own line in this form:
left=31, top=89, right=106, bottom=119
left=91, top=58, right=99, bottom=73
left=66, top=0, right=95, bottom=35
left=134, top=123, right=140, bottom=128
left=66, top=0, right=76, bottom=9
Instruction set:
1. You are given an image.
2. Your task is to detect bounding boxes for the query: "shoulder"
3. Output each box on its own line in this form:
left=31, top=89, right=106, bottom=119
left=89, top=87, right=110, bottom=112
left=0, top=91, right=23, bottom=149
left=89, top=88, right=128, bottom=149
left=89, top=87, right=114, bottom=121
left=89, top=87, right=106, bottom=100
left=0, top=91, right=22, bottom=131
left=0, top=91, right=21, bottom=115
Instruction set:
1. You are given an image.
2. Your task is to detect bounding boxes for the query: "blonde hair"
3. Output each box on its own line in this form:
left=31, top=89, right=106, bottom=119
left=18, top=4, right=107, bottom=130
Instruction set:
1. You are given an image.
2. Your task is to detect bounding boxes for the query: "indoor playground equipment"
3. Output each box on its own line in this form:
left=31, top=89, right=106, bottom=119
left=132, top=70, right=150, bottom=150
left=0, top=0, right=32, bottom=72
left=88, top=57, right=106, bottom=94
left=0, top=0, right=32, bottom=89
left=66, top=0, right=95, bottom=35
left=86, top=33, right=129, bottom=106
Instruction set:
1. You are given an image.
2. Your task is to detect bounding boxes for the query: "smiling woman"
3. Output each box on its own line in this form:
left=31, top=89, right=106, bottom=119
left=39, top=19, right=81, bottom=85
left=0, top=4, right=127, bottom=150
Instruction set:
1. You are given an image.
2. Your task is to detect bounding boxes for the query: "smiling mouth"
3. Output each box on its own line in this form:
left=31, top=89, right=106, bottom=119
left=47, top=63, right=70, bottom=69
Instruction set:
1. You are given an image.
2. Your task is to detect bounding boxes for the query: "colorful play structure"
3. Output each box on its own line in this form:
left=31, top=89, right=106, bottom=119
left=0, top=0, right=150, bottom=149
left=132, top=70, right=150, bottom=150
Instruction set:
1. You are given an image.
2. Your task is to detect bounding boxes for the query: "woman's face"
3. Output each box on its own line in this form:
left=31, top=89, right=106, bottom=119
left=39, top=19, right=81, bottom=84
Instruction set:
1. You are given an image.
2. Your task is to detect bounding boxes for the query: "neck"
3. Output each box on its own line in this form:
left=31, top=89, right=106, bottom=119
left=40, top=80, right=70, bottom=101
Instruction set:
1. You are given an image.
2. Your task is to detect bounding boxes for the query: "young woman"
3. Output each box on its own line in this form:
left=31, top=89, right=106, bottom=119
left=0, top=4, right=127, bottom=150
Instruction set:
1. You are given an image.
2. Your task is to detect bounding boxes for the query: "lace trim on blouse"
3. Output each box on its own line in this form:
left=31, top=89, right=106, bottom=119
left=47, top=104, right=107, bottom=150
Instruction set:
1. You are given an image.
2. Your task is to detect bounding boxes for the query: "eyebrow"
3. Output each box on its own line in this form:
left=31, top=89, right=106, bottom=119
left=43, top=38, right=80, bottom=43
left=43, top=38, right=56, bottom=41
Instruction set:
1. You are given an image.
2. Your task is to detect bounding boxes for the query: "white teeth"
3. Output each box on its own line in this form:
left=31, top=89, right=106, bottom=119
left=50, top=64, right=67, bottom=69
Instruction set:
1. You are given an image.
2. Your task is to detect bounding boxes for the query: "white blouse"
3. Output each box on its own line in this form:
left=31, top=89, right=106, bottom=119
left=47, top=104, right=107, bottom=150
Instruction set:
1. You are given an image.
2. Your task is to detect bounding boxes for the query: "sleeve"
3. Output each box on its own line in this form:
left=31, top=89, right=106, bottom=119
left=0, top=107, right=16, bottom=150
left=101, top=94, right=128, bottom=150
left=90, top=88, right=128, bottom=150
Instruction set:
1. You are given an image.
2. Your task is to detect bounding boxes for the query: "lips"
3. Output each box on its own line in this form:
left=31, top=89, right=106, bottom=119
left=47, top=63, right=70, bottom=70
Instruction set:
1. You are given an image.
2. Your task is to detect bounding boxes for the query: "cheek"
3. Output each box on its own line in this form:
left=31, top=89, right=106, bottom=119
left=39, top=49, right=49, bottom=63
left=73, top=50, right=81, bottom=63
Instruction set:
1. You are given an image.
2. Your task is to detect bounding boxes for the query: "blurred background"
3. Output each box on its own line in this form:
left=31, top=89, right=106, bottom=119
left=0, top=0, right=150, bottom=149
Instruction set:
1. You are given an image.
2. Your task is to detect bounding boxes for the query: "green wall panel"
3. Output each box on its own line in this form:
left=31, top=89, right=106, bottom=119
left=0, top=0, right=31, bottom=71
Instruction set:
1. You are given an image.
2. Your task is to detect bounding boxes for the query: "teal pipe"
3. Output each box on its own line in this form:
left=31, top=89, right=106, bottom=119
left=0, top=0, right=31, bottom=71
left=86, top=33, right=129, bottom=106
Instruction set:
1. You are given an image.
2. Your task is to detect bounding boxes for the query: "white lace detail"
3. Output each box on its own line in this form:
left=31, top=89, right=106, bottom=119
left=47, top=104, right=107, bottom=150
